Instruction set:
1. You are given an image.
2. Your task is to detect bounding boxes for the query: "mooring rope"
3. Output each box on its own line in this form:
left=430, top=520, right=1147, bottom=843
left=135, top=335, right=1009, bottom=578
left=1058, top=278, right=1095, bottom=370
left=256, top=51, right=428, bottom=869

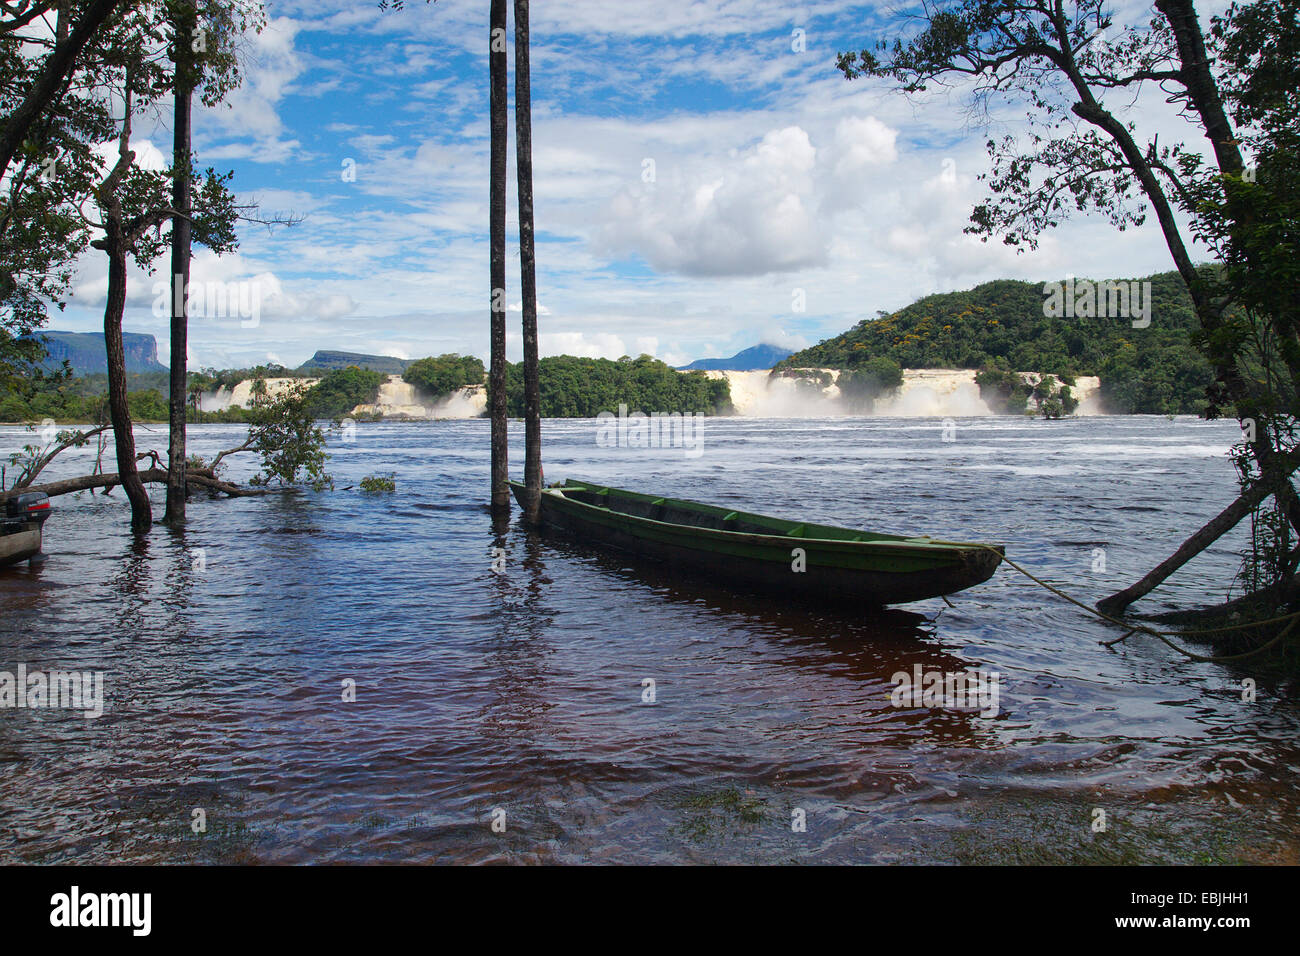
left=979, top=546, right=1300, bottom=663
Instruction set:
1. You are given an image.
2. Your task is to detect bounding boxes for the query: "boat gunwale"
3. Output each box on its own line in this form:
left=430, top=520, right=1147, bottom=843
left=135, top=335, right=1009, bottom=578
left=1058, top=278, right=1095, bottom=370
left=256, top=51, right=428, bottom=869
left=512, top=480, right=1004, bottom=560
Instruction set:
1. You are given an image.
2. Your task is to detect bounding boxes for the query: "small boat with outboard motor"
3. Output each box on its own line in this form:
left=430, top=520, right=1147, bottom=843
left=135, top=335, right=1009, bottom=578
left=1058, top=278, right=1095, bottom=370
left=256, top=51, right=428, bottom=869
left=0, top=491, right=52, bottom=568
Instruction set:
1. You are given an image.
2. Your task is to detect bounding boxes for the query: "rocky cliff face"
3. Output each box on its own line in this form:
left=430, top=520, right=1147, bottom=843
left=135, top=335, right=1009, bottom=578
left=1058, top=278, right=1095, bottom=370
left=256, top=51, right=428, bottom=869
left=35, top=330, right=167, bottom=375
left=296, top=350, right=413, bottom=374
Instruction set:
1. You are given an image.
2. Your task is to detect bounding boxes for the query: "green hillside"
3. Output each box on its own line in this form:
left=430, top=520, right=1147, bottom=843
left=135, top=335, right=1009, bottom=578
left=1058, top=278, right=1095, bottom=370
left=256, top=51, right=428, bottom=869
left=776, top=270, right=1215, bottom=414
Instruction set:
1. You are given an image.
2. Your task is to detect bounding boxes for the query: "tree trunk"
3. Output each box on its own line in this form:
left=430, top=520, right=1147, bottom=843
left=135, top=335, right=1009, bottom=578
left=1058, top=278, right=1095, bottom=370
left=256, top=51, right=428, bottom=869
left=103, top=239, right=151, bottom=533
left=0, top=466, right=272, bottom=502
left=1154, top=0, right=1245, bottom=178
left=1061, top=8, right=1300, bottom=552
left=489, top=0, right=510, bottom=517
left=1150, top=0, right=1300, bottom=536
left=1155, top=0, right=1300, bottom=538
left=2, top=467, right=171, bottom=501
left=1097, top=449, right=1300, bottom=615
left=514, top=0, right=541, bottom=524
left=164, top=6, right=195, bottom=526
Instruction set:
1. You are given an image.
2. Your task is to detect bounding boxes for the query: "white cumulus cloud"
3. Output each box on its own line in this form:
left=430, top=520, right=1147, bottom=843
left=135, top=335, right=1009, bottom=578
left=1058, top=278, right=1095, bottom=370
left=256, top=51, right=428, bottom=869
left=599, top=119, right=898, bottom=278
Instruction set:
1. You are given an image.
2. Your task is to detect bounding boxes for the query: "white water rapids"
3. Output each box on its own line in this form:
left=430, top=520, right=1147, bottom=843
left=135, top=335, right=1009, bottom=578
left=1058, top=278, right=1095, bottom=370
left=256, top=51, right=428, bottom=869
left=708, top=368, right=1102, bottom=417
left=198, top=369, right=1101, bottom=420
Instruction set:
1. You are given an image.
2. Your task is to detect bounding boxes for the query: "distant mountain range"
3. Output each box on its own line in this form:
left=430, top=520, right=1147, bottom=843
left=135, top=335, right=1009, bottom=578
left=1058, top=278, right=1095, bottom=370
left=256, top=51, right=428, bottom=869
left=33, top=330, right=167, bottom=375
left=29, top=334, right=789, bottom=381
left=296, top=350, right=413, bottom=374
left=678, top=343, right=794, bottom=371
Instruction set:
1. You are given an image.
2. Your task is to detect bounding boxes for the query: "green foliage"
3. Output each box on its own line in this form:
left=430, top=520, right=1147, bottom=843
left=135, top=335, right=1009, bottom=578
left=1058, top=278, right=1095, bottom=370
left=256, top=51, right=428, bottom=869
left=836, top=356, right=904, bottom=411
left=0, top=368, right=187, bottom=423
left=0, top=2, right=260, bottom=390
left=1193, top=1, right=1300, bottom=599
left=1058, top=384, right=1078, bottom=414
left=777, top=271, right=1214, bottom=413
left=974, top=367, right=1031, bottom=414
left=8, top=356, right=732, bottom=423
left=0, top=16, right=117, bottom=373
left=495, top=354, right=732, bottom=417
left=832, top=356, right=904, bottom=408
left=303, top=366, right=385, bottom=419
left=189, top=404, right=255, bottom=424
left=4, top=421, right=107, bottom=490
left=359, top=473, right=396, bottom=493
left=1187, top=1, right=1300, bottom=425
left=126, top=388, right=170, bottom=422
left=243, top=383, right=332, bottom=491
left=1097, top=341, right=1214, bottom=416
left=402, top=354, right=485, bottom=398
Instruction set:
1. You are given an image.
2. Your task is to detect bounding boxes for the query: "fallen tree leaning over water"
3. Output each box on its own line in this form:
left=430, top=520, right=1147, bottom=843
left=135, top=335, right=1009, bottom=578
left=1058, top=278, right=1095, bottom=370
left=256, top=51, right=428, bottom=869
left=838, top=0, right=1300, bottom=658
left=1, top=380, right=333, bottom=506
left=4, top=463, right=270, bottom=501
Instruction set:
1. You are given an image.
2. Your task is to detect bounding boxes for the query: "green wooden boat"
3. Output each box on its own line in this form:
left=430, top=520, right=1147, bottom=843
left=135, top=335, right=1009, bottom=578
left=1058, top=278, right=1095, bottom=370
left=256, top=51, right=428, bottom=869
left=509, top=479, right=1003, bottom=606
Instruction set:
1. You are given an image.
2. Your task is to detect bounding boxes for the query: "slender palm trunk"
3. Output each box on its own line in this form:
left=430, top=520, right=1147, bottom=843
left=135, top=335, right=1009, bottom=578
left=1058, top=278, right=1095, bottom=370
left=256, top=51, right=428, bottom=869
left=164, top=8, right=195, bottom=526
left=513, top=0, right=541, bottom=523
left=489, top=0, right=509, bottom=517
left=103, top=235, right=151, bottom=533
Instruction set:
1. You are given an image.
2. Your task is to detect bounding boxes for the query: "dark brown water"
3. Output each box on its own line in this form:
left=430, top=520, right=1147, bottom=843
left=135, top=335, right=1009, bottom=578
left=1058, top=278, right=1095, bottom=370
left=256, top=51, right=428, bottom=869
left=1, top=416, right=1297, bottom=863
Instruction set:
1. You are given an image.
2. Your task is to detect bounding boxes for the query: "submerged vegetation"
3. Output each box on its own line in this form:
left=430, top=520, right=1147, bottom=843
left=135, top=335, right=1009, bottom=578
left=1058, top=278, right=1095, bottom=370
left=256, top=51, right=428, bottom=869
left=672, top=787, right=770, bottom=843
left=359, top=473, right=396, bottom=492
left=3, top=380, right=333, bottom=497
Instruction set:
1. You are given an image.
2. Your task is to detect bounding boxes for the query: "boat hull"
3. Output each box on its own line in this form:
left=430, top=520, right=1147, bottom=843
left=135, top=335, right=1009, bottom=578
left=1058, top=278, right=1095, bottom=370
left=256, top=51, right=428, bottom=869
left=0, top=527, right=42, bottom=568
left=511, top=480, right=1002, bottom=606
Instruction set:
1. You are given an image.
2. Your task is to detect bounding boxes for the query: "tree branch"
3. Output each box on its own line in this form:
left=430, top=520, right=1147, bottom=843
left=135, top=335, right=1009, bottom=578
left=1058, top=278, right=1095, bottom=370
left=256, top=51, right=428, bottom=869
left=0, top=0, right=123, bottom=180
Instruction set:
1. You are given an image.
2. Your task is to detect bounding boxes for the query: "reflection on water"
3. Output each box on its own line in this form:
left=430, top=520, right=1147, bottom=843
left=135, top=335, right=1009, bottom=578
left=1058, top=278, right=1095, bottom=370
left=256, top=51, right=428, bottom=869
left=1, top=415, right=1298, bottom=864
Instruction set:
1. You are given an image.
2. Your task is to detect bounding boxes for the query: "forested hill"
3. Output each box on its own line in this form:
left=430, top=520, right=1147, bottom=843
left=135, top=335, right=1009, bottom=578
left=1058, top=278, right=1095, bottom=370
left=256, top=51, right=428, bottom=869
left=776, top=270, right=1214, bottom=414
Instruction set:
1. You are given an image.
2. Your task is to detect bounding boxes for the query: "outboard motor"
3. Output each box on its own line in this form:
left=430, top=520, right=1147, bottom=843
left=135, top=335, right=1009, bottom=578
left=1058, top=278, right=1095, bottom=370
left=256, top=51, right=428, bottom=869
left=2, top=491, right=51, bottom=535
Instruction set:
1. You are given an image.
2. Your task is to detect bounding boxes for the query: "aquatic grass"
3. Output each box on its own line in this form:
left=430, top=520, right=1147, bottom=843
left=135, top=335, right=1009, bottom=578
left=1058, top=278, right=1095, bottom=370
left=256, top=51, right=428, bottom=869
left=671, top=786, right=770, bottom=842
left=937, top=795, right=1262, bottom=866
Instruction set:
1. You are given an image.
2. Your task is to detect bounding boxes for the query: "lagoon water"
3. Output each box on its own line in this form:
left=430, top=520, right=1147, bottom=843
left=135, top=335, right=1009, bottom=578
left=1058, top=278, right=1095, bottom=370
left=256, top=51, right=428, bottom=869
left=1, top=415, right=1298, bottom=863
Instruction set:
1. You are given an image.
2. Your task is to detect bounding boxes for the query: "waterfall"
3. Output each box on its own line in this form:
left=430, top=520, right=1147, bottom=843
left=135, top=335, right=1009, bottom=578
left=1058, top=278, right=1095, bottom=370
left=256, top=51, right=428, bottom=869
left=706, top=368, right=1106, bottom=417
left=199, top=377, right=310, bottom=412
left=199, top=375, right=487, bottom=419
left=872, top=369, right=991, bottom=417
left=351, top=376, right=486, bottom=419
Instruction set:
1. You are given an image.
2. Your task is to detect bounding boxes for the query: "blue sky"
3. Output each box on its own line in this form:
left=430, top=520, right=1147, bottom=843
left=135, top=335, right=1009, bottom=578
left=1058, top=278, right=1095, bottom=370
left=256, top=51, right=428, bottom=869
left=56, top=0, right=1226, bottom=370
